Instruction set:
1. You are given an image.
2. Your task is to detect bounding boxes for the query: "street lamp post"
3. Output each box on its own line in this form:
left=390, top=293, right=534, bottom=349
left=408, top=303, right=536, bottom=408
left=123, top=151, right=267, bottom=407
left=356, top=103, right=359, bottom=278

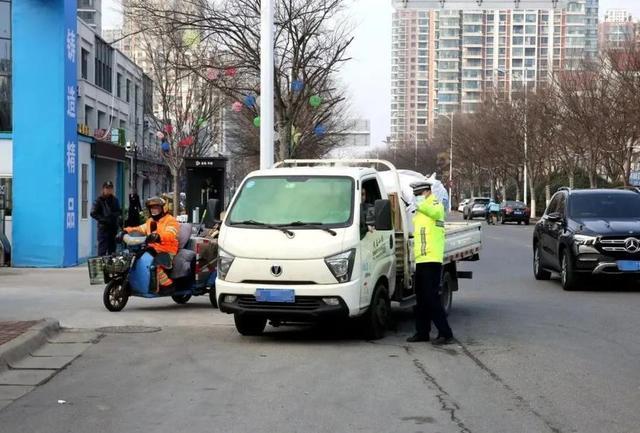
left=523, top=76, right=528, bottom=210
left=440, top=113, right=454, bottom=212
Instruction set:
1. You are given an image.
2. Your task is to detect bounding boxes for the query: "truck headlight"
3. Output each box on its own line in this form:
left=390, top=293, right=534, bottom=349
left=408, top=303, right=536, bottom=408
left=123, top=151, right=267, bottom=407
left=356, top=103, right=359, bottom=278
left=217, top=249, right=235, bottom=281
left=574, top=234, right=597, bottom=246
left=325, top=249, right=356, bottom=283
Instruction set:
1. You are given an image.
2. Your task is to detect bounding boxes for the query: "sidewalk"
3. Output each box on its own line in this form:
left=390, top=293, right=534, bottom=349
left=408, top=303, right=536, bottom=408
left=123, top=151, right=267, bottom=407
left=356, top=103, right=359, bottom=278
left=0, top=321, right=39, bottom=347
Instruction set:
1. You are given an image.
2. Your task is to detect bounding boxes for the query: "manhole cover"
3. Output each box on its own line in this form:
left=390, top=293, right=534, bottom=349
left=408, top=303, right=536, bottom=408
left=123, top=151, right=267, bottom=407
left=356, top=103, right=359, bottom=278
left=96, top=326, right=162, bottom=334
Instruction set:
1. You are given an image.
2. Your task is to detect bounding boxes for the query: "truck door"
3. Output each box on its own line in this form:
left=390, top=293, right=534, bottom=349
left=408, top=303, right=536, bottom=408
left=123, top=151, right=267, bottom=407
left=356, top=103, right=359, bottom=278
left=359, top=177, right=395, bottom=308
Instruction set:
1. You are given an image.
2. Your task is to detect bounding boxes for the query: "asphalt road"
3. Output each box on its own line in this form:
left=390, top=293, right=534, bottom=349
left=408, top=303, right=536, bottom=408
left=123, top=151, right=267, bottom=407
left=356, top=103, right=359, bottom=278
left=1, top=218, right=640, bottom=433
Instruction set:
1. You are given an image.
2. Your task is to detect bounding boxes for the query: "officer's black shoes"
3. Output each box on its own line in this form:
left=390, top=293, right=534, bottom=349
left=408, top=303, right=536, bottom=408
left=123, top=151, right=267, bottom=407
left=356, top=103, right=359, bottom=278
left=406, top=334, right=430, bottom=342
left=431, top=336, right=454, bottom=346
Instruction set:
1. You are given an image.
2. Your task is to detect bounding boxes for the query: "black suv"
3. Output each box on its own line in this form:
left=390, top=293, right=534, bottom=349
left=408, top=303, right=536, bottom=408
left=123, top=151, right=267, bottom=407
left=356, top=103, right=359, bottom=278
left=533, top=188, right=640, bottom=290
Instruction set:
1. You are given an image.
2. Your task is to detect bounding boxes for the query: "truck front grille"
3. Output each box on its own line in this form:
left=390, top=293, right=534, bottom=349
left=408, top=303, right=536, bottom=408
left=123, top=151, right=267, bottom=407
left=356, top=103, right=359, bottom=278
left=237, top=295, right=323, bottom=311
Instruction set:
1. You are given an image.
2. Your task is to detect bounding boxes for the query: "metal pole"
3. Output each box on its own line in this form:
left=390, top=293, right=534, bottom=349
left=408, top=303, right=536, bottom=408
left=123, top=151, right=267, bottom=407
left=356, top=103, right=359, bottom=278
left=523, top=75, right=528, bottom=209
left=260, top=0, right=275, bottom=169
left=448, top=112, right=453, bottom=212
left=414, top=133, right=418, bottom=169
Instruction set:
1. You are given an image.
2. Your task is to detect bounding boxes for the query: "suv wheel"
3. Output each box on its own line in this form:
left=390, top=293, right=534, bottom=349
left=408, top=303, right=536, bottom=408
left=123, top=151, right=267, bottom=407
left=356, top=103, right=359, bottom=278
left=561, top=250, right=580, bottom=291
left=533, top=244, right=551, bottom=280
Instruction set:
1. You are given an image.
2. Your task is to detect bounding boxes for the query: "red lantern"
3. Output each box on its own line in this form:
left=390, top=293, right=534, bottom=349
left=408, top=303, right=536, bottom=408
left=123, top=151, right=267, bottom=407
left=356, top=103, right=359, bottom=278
left=163, top=124, right=173, bottom=134
left=206, top=68, right=219, bottom=80
left=232, top=101, right=243, bottom=112
left=178, top=136, right=195, bottom=147
left=225, top=67, right=237, bottom=77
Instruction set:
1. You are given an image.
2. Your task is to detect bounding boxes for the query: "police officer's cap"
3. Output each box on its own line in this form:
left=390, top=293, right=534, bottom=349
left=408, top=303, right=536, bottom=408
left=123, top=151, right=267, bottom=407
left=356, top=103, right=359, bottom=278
left=410, top=181, right=432, bottom=195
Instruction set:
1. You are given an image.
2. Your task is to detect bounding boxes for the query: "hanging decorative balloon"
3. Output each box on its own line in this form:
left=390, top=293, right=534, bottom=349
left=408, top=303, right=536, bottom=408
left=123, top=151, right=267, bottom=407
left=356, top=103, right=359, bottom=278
left=163, top=124, right=173, bottom=134
left=232, top=101, right=243, bottom=112
left=314, top=124, right=327, bottom=137
left=196, top=117, right=205, bottom=127
left=253, top=116, right=261, bottom=128
left=156, top=131, right=165, bottom=140
left=183, top=30, right=200, bottom=48
left=178, top=136, right=195, bottom=147
left=161, top=141, right=170, bottom=153
left=206, top=68, right=219, bottom=80
left=309, top=95, right=322, bottom=107
left=291, top=79, right=304, bottom=92
left=225, top=67, right=237, bottom=77
left=244, top=95, right=256, bottom=108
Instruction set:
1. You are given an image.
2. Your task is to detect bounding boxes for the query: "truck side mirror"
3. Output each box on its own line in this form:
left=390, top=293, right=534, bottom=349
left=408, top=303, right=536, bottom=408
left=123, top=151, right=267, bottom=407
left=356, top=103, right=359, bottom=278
left=374, top=199, right=393, bottom=231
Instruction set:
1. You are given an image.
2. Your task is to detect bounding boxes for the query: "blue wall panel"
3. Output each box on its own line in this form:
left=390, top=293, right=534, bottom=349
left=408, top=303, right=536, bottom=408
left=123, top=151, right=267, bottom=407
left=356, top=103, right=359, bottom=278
left=12, top=0, right=78, bottom=266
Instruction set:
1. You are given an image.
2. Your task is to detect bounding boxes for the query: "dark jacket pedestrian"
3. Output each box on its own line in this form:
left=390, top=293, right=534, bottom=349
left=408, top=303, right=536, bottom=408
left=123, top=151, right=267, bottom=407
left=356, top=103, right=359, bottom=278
left=126, top=190, right=142, bottom=228
left=91, top=181, right=122, bottom=255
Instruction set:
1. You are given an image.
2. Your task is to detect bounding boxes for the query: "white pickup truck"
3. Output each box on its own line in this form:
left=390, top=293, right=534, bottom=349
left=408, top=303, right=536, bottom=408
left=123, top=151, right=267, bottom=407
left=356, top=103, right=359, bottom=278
left=215, top=159, right=482, bottom=338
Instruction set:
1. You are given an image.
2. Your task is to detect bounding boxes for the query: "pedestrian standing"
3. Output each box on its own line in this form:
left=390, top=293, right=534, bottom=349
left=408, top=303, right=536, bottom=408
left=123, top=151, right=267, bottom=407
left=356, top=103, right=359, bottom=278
left=407, top=180, right=454, bottom=346
left=126, top=189, right=142, bottom=228
left=91, top=181, right=122, bottom=256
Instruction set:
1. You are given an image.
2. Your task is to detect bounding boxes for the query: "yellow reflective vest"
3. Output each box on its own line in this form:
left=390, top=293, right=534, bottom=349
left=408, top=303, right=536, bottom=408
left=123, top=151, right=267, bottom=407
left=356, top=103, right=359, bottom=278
left=413, top=194, right=446, bottom=264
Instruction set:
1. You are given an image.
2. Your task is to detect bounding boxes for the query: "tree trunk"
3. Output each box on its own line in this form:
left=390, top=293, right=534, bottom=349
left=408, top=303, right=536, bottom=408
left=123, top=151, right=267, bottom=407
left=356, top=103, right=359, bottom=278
left=568, top=171, right=575, bottom=189
left=490, top=179, right=495, bottom=200
left=501, top=183, right=507, bottom=203
left=515, top=179, right=521, bottom=202
left=588, top=170, right=597, bottom=189
left=545, top=184, right=551, bottom=207
left=529, top=183, right=537, bottom=219
left=172, top=169, right=179, bottom=217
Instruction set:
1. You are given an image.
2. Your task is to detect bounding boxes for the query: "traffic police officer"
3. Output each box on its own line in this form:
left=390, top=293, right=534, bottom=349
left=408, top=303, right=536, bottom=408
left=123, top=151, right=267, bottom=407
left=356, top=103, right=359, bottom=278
left=407, top=181, right=454, bottom=345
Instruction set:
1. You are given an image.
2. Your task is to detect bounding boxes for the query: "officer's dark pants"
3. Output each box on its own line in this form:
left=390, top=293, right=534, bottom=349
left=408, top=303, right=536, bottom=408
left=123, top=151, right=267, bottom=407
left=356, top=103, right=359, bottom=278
left=97, top=229, right=117, bottom=256
left=414, top=262, right=453, bottom=338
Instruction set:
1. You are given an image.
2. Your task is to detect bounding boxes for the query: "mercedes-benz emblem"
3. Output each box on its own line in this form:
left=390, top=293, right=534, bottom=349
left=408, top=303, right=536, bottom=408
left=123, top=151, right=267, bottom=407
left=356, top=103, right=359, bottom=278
left=624, top=238, right=640, bottom=253
left=270, top=265, right=283, bottom=277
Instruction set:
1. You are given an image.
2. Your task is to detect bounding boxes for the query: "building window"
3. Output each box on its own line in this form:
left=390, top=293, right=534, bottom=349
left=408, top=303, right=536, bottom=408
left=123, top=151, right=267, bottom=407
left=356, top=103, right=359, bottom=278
left=81, top=49, right=89, bottom=79
left=0, top=177, right=11, bottom=217
left=126, top=79, right=131, bottom=102
left=0, top=0, right=11, bottom=132
left=117, top=73, right=122, bottom=98
left=81, top=164, right=88, bottom=219
left=94, top=37, right=113, bottom=92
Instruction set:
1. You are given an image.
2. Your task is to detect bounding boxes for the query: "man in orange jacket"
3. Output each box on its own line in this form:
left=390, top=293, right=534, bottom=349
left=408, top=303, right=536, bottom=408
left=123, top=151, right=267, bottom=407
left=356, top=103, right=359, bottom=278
left=122, top=196, right=180, bottom=291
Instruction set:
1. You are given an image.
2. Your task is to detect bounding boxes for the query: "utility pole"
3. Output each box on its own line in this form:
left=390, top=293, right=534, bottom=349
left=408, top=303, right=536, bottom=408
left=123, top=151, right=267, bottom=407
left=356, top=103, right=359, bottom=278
left=448, top=112, right=454, bottom=212
left=260, top=0, right=275, bottom=169
left=523, top=75, right=528, bottom=209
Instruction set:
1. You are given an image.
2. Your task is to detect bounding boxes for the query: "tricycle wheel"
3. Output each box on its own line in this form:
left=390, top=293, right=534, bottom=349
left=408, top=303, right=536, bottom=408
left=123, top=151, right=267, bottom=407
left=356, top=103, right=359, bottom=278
left=103, top=280, right=129, bottom=312
left=208, top=287, right=218, bottom=308
left=234, top=314, right=267, bottom=336
left=171, top=294, right=192, bottom=304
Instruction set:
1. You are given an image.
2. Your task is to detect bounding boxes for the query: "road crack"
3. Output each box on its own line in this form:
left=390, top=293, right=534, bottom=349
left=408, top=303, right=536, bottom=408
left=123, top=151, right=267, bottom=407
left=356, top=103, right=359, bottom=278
left=405, top=345, right=472, bottom=433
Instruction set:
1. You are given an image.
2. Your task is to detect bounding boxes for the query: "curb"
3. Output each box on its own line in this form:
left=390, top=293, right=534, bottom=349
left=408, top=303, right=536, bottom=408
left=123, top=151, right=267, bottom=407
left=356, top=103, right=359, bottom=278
left=0, top=318, right=60, bottom=373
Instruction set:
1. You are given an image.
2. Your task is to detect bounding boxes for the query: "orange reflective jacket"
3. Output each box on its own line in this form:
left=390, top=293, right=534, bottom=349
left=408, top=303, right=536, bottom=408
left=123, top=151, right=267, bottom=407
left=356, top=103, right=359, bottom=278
left=125, top=213, right=180, bottom=254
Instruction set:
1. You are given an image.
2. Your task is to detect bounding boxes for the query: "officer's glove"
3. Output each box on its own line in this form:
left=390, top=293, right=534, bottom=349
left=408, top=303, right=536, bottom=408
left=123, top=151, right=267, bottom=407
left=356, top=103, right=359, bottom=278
left=146, top=233, right=161, bottom=244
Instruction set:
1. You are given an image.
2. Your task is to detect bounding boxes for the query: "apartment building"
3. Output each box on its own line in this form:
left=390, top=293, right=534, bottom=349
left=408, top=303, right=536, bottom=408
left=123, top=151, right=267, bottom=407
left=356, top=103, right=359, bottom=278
left=390, top=1, right=599, bottom=145
left=599, top=9, right=635, bottom=50
left=77, top=0, right=102, bottom=35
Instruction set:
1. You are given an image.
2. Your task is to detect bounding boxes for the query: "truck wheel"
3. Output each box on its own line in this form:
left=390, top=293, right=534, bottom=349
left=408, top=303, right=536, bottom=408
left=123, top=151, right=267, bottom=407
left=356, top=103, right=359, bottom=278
left=171, top=294, right=191, bottom=304
left=234, top=314, right=267, bottom=336
left=440, top=271, right=453, bottom=316
left=362, top=283, right=390, bottom=340
left=561, top=250, right=580, bottom=291
left=103, top=280, right=129, bottom=312
left=533, top=244, right=551, bottom=280
left=209, top=287, right=218, bottom=308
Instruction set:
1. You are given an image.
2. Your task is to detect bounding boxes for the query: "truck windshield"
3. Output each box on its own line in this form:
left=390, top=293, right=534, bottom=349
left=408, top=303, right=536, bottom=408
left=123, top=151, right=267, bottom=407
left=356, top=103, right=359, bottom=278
left=569, top=193, right=640, bottom=219
left=227, top=176, right=354, bottom=227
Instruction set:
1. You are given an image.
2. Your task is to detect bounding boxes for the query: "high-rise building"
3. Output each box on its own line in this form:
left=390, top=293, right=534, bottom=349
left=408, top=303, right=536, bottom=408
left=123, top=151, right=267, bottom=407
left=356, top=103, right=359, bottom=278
left=77, top=0, right=102, bottom=35
left=390, top=1, right=599, bottom=146
left=599, top=9, right=635, bottom=50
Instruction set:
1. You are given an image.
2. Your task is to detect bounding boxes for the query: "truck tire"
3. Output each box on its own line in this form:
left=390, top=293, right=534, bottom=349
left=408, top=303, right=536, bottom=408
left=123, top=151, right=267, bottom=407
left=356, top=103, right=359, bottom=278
left=362, top=283, right=390, bottom=340
left=103, top=280, right=129, bottom=312
left=234, top=314, right=267, bottom=336
left=533, top=244, right=551, bottom=280
left=561, top=250, right=580, bottom=291
left=440, top=271, right=453, bottom=316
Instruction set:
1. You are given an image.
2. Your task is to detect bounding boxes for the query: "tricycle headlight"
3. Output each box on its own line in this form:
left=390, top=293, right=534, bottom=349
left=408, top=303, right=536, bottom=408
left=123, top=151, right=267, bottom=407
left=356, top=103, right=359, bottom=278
left=325, top=249, right=356, bottom=283
left=574, top=234, right=597, bottom=246
left=217, top=248, right=235, bottom=281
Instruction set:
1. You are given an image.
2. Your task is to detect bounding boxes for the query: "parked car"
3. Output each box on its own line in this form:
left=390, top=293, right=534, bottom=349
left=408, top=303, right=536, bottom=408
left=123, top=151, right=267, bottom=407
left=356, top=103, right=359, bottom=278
left=457, top=199, right=470, bottom=213
left=463, top=197, right=490, bottom=220
left=533, top=187, right=640, bottom=291
left=500, top=200, right=530, bottom=225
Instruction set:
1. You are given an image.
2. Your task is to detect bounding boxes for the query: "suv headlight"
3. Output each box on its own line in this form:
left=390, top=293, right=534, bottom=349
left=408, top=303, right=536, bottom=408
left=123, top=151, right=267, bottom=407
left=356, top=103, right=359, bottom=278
left=217, top=248, right=235, bottom=281
left=574, top=234, right=597, bottom=246
left=325, top=249, right=356, bottom=283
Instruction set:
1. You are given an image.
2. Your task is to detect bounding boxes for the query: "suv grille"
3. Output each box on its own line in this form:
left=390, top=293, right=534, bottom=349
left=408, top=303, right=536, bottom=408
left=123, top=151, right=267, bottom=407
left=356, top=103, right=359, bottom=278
left=237, top=295, right=323, bottom=311
left=598, top=237, right=640, bottom=254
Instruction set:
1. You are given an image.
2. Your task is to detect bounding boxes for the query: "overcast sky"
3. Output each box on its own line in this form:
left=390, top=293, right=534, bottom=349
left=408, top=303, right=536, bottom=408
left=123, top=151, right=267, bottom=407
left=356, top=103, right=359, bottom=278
left=102, top=0, right=640, bottom=147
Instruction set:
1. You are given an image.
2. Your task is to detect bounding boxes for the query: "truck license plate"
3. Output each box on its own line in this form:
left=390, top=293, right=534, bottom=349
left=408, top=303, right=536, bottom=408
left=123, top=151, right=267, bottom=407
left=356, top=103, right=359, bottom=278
left=617, top=261, right=640, bottom=272
left=255, top=289, right=295, bottom=303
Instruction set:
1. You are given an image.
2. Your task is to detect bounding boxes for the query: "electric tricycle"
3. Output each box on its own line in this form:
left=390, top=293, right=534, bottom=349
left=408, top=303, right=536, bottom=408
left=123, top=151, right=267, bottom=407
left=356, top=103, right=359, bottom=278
left=88, top=203, right=220, bottom=312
